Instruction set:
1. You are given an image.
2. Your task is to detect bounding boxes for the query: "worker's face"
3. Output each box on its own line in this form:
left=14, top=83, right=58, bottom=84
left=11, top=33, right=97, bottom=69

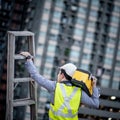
left=57, top=70, right=64, bottom=82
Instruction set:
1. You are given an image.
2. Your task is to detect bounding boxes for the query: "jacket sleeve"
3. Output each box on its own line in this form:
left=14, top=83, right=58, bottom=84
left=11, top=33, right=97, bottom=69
left=81, top=87, right=100, bottom=108
left=25, top=60, right=56, bottom=92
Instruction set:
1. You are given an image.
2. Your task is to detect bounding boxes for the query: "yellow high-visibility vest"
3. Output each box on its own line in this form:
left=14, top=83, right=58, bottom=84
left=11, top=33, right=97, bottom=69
left=49, top=82, right=82, bottom=120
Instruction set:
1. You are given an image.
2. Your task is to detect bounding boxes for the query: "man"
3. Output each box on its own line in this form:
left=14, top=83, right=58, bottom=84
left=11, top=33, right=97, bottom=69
left=20, top=52, right=99, bottom=120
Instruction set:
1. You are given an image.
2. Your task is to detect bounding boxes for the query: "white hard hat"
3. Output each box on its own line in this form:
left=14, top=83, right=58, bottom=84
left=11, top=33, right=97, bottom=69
left=60, top=63, right=77, bottom=77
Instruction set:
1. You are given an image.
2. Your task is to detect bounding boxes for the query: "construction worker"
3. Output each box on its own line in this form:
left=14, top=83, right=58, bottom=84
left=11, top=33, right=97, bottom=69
left=20, top=52, right=99, bottom=120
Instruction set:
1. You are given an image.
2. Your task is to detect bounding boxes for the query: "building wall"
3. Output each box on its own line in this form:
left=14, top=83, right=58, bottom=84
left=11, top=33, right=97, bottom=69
left=33, top=0, right=120, bottom=119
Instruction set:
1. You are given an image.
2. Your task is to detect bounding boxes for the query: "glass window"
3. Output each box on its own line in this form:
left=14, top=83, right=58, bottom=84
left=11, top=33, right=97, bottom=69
left=108, top=37, right=115, bottom=44
left=46, top=56, right=54, bottom=63
left=74, top=28, right=83, bottom=36
left=80, top=64, right=89, bottom=70
left=56, top=46, right=61, bottom=54
left=51, top=22, right=59, bottom=30
left=49, top=33, right=58, bottom=41
left=41, top=20, right=48, bottom=25
left=78, top=6, right=87, bottom=14
left=114, top=70, right=120, bottom=78
left=90, top=10, right=98, bottom=17
left=40, top=89, right=49, bottom=98
left=112, top=81, right=119, bottom=90
left=104, top=58, right=113, bottom=65
left=111, top=16, right=119, bottom=24
left=53, top=11, right=61, bottom=19
left=84, top=42, right=93, bottom=49
left=80, top=0, right=89, bottom=3
left=101, top=79, right=109, bottom=87
left=61, top=16, right=68, bottom=24
left=113, top=5, right=119, bottom=13
left=43, top=67, right=51, bottom=76
left=68, top=16, right=76, bottom=24
left=74, top=40, right=81, bottom=47
left=83, top=53, right=91, bottom=59
left=88, top=21, right=96, bottom=28
left=86, top=32, right=94, bottom=39
left=91, top=0, right=100, bottom=6
left=117, top=50, right=120, bottom=56
left=116, top=60, right=120, bottom=67
left=106, top=47, right=114, bottom=55
left=40, top=31, right=46, bottom=37
left=109, top=26, right=118, bottom=34
left=76, top=17, right=85, bottom=25
left=43, top=8, right=50, bottom=14
left=47, top=45, right=56, bottom=52
left=55, top=0, right=64, bottom=8
left=104, top=69, right=111, bottom=75
left=37, top=44, right=44, bottom=53
left=70, top=50, right=79, bottom=58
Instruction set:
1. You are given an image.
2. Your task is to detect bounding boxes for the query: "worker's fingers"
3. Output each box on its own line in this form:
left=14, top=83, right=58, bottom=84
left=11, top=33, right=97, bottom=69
left=91, top=76, right=97, bottom=87
left=92, top=76, right=97, bottom=82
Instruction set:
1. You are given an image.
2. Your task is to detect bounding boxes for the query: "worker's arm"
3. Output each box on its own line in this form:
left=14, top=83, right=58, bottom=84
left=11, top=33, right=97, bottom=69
left=81, top=87, right=100, bottom=108
left=19, top=50, right=56, bottom=93
left=24, top=60, right=56, bottom=92
left=20, top=51, right=56, bottom=92
left=81, top=77, right=100, bottom=108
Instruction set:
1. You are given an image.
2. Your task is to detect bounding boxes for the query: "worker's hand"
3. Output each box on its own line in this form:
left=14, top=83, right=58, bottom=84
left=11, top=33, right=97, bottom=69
left=91, top=76, right=97, bottom=87
left=20, top=51, right=31, bottom=57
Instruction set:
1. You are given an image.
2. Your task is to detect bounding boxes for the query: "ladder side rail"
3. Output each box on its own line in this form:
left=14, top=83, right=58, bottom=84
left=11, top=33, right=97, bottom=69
left=28, top=35, right=37, bottom=120
left=29, top=78, right=37, bottom=119
left=6, top=33, right=15, bottom=120
left=28, top=35, right=35, bottom=100
left=28, top=35, right=35, bottom=56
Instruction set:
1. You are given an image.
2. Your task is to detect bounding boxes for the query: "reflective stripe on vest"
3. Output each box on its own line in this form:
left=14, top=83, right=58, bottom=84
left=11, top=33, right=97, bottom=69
left=49, top=83, right=81, bottom=120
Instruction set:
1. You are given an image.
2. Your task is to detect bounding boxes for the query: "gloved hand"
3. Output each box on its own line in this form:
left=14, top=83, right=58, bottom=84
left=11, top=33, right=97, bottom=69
left=20, top=51, right=31, bottom=57
left=20, top=51, right=33, bottom=60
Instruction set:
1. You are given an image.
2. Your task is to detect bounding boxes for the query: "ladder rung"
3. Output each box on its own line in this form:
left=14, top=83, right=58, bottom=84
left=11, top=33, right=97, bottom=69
left=8, top=31, right=34, bottom=36
left=14, top=54, right=25, bottom=60
left=13, top=98, right=35, bottom=107
left=14, top=78, right=33, bottom=82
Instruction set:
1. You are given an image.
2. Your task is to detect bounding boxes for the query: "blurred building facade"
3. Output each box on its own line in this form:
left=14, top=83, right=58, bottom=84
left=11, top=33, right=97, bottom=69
left=34, top=0, right=120, bottom=120
left=0, top=0, right=120, bottom=120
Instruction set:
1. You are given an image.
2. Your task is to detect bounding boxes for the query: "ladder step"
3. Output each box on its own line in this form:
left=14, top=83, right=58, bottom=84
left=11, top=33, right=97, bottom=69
left=8, top=31, right=34, bottom=36
left=13, top=98, right=35, bottom=107
left=14, top=54, right=25, bottom=60
left=14, top=78, right=33, bottom=83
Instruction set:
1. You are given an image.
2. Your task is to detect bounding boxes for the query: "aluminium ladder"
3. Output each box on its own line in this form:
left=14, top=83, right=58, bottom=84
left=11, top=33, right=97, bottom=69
left=6, top=31, right=37, bottom=120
